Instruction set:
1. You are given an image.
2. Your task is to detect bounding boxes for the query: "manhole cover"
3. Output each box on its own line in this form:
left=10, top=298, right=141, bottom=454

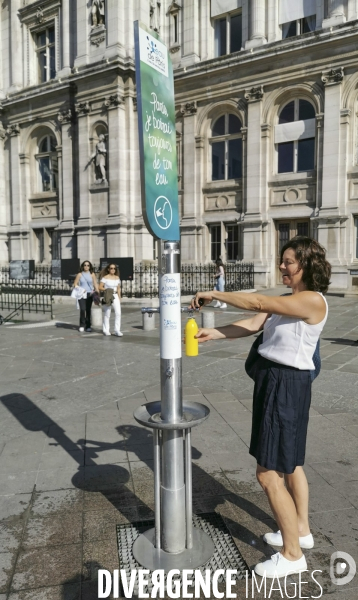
left=117, top=512, right=249, bottom=597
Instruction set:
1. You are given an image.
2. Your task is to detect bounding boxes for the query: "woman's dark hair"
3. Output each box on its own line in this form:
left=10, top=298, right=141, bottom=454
left=280, top=236, right=331, bottom=294
left=215, top=259, right=224, bottom=270
left=99, top=263, right=120, bottom=279
left=80, top=260, right=94, bottom=274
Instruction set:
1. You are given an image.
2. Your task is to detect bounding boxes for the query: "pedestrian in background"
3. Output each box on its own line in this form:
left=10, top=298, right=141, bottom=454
left=191, top=236, right=331, bottom=579
left=213, top=259, right=227, bottom=309
left=73, top=261, right=99, bottom=332
left=99, top=263, right=123, bottom=337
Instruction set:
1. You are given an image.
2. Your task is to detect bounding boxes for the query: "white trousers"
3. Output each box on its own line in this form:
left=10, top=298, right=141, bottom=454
left=102, top=295, right=121, bottom=334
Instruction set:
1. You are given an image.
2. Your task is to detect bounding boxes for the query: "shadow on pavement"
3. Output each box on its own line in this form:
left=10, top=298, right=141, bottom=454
left=0, top=395, right=273, bottom=595
left=323, top=337, right=358, bottom=346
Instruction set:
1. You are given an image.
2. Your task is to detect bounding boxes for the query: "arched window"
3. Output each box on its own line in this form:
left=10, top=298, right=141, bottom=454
left=36, top=134, right=58, bottom=192
left=211, top=113, right=242, bottom=181
left=276, top=99, right=315, bottom=173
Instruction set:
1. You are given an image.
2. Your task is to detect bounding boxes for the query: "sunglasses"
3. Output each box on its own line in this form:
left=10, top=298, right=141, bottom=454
left=109, top=267, right=116, bottom=270
left=84, top=264, right=90, bottom=267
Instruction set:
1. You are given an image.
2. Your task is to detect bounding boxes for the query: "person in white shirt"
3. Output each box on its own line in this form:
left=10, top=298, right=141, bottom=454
left=191, top=236, right=331, bottom=579
left=99, top=263, right=123, bottom=337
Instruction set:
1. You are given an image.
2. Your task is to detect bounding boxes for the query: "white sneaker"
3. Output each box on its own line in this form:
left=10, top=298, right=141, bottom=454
left=219, top=303, right=227, bottom=309
left=86, top=328, right=92, bottom=332
left=114, top=332, right=123, bottom=337
left=263, top=530, right=314, bottom=549
left=213, top=302, right=221, bottom=308
left=103, top=332, right=111, bottom=336
left=79, top=327, right=84, bottom=332
left=254, top=552, right=307, bottom=578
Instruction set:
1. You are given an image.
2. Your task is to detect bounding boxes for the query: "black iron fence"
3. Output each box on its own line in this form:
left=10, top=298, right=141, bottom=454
left=0, top=282, right=53, bottom=321
left=0, top=262, right=254, bottom=300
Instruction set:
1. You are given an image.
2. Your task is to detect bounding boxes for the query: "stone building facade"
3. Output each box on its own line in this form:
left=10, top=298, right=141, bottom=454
left=1, top=1, right=358, bottom=291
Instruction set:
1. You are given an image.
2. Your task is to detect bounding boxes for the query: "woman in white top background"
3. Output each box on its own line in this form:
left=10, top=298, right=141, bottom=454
left=191, top=236, right=331, bottom=579
left=99, top=263, right=123, bottom=337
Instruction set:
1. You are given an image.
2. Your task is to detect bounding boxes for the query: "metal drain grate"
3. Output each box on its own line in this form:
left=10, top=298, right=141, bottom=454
left=117, top=512, right=249, bottom=596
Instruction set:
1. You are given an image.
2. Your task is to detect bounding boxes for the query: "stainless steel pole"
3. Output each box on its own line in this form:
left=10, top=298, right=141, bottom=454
left=185, top=428, right=193, bottom=549
left=159, top=240, right=186, bottom=553
left=153, top=429, right=161, bottom=550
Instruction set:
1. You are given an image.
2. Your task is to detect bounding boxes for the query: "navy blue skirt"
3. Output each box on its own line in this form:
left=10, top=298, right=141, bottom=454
left=249, top=355, right=312, bottom=474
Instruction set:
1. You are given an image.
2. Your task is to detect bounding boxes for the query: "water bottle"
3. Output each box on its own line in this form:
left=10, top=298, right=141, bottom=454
left=185, top=317, right=199, bottom=357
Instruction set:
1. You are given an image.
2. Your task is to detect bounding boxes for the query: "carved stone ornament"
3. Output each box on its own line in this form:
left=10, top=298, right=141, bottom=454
left=0, top=122, right=6, bottom=140
left=90, top=25, right=106, bottom=47
left=321, top=67, right=344, bottom=86
left=6, top=123, right=20, bottom=137
left=180, top=101, right=197, bottom=116
left=244, top=86, right=264, bottom=103
left=75, top=102, right=91, bottom=116
left=57, top=109, right=73, bottom=124
left=36, top=7, right=44, bottom=23
left=104, top=94, right=124, bottom=109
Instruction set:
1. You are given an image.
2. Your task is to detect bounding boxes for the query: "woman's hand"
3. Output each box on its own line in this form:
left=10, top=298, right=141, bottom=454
left=195, top=328, right=226, bottom=343
left=190, top=291, right=214, bottom=309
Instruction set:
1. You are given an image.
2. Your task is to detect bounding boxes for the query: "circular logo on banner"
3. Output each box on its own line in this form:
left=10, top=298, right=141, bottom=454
left=154, top=196, right=173, bottom=230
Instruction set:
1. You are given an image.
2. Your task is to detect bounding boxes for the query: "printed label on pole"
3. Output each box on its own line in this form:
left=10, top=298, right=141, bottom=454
left=160, top=273, right=181, bottom=359
left=134, top=21, right=180, bottom=241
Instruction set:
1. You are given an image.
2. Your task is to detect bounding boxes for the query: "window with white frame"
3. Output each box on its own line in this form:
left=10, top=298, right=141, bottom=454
left=226, top=224, right=240, bottom=261
left=282, top=16, right=316, bottom=38
left=210, top=225, right=221, bottom=260
left=275, top=99, right=316, bottom=174
left=214, top=11, right=242, bottom=57
left=279, top=0, right=316, bottom=39
left=36, top=135, right=58, bottom=192
left=211, top=114, right=242, bottom=181
left=36, top=26, right=56, bottom=83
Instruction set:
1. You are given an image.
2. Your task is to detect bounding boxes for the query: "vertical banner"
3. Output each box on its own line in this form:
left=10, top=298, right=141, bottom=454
left=134, top=21, right=180, bottom=241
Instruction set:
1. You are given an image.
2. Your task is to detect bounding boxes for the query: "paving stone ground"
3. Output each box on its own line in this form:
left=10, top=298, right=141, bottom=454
left=0, top=290, right=357, bottom=599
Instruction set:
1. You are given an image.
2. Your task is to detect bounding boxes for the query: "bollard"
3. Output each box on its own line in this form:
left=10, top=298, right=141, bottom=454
left=143, top=311, right=156, bottom=331
left=201, top=310, right=215, bottom=329
left=91, top=306, right=103, bottom=330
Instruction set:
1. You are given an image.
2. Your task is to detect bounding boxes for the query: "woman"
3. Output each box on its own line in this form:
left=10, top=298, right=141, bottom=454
left=73, top=261, right=99, bottom=332
left=213, top=259, right=227, bottom=309
left=99, top=263, right=123, bottom=337
left=191, top=236, right=331, bottom=578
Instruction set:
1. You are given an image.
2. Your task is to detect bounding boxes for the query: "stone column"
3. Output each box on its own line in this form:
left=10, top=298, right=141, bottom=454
left=320, top=68, right=344, bottom=212
left=57, top=109, right=75, bottom=258
left=10, top=0, right=22, bottom=91
left=242, top=86, right=264, bottom=267
left=180, top=102, right=199, bottom=262
left=245, top=0, right=267, bottom=49
left=8, top=124, right=21, bottom=226
left=0, top=124, right=7, bottom=262
left=318, top=68, right=344, bottom=269
left=74, top=0, right=89, bottom=68
left=181, top=0, right=200, bottom=66
left=104, top=0, right=125, bottom=60
left=106, top=93, right=128, bottom=257
left=322, top=1, right=346, bottom=27
left=347, top=0, right=358, bottom=20
left=75, top=102, right=91, bottom=260
left=58, top=0, right=71, bottom=77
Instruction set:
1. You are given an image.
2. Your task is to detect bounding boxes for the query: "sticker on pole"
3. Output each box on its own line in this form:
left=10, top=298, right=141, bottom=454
left=134, top=21, right=180, bottom=242
left=160, top=273, right=181, bottom=359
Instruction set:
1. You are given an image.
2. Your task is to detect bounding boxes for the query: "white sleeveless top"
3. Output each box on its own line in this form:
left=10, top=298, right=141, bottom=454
left=258, top=293, right=328, bottom=370
left=100, top=278, right=121, bottom=294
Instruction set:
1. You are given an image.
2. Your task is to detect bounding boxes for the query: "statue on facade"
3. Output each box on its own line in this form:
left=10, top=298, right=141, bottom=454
left=150, top=1, right=161, bottom=32
left=91, top=0, right=105, bottom=27
left=92, top=134, right=107, bottom=183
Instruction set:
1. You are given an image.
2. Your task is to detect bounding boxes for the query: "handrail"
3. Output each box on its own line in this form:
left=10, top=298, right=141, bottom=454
left=0, top=284, right=52, bottom=324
